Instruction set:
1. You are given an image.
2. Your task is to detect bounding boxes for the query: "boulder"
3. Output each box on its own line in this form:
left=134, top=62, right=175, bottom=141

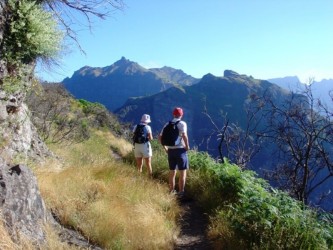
left=0, top=162, right=48, bottom=244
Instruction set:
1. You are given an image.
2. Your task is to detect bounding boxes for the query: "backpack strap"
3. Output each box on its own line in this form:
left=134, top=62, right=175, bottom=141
left=171, top=120, right=180, bottom=127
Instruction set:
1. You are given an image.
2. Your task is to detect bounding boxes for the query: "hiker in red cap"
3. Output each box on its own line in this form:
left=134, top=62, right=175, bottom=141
left=159, top=107, right=190, bottom=198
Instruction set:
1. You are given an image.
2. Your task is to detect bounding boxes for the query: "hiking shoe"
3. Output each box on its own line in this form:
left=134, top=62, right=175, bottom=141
left=177, top=191, right=185, bottom=199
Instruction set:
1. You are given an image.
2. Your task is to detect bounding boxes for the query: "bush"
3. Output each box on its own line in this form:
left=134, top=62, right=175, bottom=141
left=5, top=0, right=63, bottom=64
left=127, top=143, right=333, bottom=249
left=173, top=150, right=333, bottom=249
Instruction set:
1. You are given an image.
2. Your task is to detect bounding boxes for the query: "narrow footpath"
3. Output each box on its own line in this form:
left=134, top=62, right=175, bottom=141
left=111, top=149, right=215, bottom=249
left=174, top=197, right=215, bottom=250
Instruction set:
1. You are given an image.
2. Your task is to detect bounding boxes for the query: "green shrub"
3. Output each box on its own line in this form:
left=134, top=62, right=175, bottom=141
left=4, top=0, right=63, bottom=64
left=127, top=143, right=333, bottom=249
left=78, top=99, right=106, bottom=114
left=176, top=150, right=333, bottom=249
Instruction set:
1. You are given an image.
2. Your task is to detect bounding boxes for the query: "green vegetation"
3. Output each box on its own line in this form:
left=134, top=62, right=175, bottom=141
left=149, top=143, right=333, bottom=249
left=4, top=107, right=328, bottom=249
left=78, top=99, right=106, bottom=115
left=4, top=0, right=62, bottom=64
left=189, top=155, right=333, bottom=249
left=1, top=0, right=63, bottom=94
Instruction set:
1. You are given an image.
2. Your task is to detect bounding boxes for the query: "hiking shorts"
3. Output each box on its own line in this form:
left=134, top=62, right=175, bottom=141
left=167, top=148, right=189, bottom=171
left=134, top=142, right=152, bottom=158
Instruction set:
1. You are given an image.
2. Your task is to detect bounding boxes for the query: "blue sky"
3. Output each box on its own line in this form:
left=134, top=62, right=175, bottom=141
left=37, top=0, right=333, bottom=83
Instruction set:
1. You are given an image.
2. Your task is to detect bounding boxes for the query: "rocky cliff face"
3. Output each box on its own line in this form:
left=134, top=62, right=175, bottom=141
left=0, top=0, right=53, bottom=244
left=0, top=0, right=51, bottom=163
left=0, top=93, right=52, bottom=162
left=0, top=88, right=52, bottom=244
left=0, top=163, right=49, bottom=243
left=0, top=0, right=105, bottom=247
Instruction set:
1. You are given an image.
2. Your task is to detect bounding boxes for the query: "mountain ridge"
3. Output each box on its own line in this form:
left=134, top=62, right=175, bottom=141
left=268, top=76, right=333, bottom=106
left=62, top=57, right=199, bottom=111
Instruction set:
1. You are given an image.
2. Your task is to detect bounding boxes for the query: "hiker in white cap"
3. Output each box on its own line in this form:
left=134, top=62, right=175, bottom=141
left=132, top=114, right=153, bottom=177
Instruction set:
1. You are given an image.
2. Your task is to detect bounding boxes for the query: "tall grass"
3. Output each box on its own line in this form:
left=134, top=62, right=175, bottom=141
left=35, top=130, right=180, bottom=249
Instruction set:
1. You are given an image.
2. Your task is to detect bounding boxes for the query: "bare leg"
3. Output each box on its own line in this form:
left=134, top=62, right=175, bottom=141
left=144, top=157, right=152, bottom=177
left=169, top=170, right=177, bottom=192
left=135, top=157, right=143, bottom=172
left=178, top=170, right=187, bottom=193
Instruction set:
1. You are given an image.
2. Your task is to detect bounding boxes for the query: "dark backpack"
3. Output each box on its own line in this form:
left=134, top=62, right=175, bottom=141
left=133, top=124, right=148, bottom=144
left=161, top=121, right=180, bottom=146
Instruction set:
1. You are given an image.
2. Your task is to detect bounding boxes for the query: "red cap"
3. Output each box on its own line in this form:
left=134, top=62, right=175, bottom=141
left=173, top=107, right=183, bottom=117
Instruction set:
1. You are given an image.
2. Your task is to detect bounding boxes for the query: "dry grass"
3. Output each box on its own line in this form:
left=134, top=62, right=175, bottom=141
left=0, top=213, right=79, bottom=250
left=35, top=130, right=180, bottom=249
left=95, top=130, right=133, bottom=158
left=0, top=215, right=19, bottom=250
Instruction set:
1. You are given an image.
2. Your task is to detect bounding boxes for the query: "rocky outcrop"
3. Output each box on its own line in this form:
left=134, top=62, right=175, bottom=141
left=0, top=92, right=52, bottom=162
left=0, top=162, right=48, bottom=244
left=0, top=161, right=104, bottom=249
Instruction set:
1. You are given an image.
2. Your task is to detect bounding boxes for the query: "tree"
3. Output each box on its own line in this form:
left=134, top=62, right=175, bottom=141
left=43, top=0, right=124, bottom=53
left=1, top=0, right=124, bottom=84
left=255, top=84, right=333, bottom=207
left=205, top=81, right=333, bottom=209
left=203, top=103, right=263, bottom=168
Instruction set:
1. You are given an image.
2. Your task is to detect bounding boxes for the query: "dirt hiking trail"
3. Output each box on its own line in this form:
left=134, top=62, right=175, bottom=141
left=174, top=196, right=215, bottom=249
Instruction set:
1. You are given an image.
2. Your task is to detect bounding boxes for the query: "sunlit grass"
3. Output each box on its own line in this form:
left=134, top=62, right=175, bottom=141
left=0, top=214, right=19, bottom=250
left=35, top=129, right=179, bottom=249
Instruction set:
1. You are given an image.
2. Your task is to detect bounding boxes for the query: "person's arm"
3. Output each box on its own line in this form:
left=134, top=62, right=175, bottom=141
left=147, top=126, right=153, bottom=141
left=181, top=132, right=190, bottom=151
left=158, top=133, right=168, bottom=152
left=148, top=132, right=153, bottom=141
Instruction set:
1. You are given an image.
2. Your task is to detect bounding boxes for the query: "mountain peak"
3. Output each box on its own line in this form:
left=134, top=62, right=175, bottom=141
left=224, top=70, right=240, bottom=78
left=105, top=57, right=147, bottom=75
left=114, top=56, right=131, bottom=66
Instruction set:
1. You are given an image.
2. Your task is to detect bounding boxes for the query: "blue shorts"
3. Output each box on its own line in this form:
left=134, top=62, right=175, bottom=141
left=167, top=148, right=189, bottom=171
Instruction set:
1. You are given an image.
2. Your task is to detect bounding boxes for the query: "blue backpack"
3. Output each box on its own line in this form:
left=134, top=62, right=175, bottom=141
left=161, top=121, right=180, bottom=146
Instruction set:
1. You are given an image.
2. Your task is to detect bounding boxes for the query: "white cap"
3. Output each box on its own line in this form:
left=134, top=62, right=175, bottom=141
left=141, top=114, right=151, bottom=123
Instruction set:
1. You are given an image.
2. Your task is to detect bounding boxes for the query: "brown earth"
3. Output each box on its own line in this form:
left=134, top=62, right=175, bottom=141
left=174, top=196, right=216, bottom=250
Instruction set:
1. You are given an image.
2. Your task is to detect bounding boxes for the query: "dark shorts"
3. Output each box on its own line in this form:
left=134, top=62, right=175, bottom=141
left=167, top=148, right=189, bottom=171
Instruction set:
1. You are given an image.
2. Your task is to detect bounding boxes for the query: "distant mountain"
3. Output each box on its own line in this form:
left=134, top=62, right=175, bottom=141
left=312, top=79, right=333, bottom=106
left=115, top=70, right=292, bottom=166
left=62, top=57, right=199, bottom=111
left=268, top=77, right=333, bottom=107
left=267, top=76, right=303, bottom=91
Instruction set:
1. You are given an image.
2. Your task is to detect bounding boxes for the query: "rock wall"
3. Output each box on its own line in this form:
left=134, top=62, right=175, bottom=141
left=0, top=0, right=52, bottom=244
left=0, top=162, right=49, bottom=243
left=0, top=1, right=102, bottom=247
left=0, top=0, right=51, bottom=163
left=0, top=92, right=52, bottom=162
